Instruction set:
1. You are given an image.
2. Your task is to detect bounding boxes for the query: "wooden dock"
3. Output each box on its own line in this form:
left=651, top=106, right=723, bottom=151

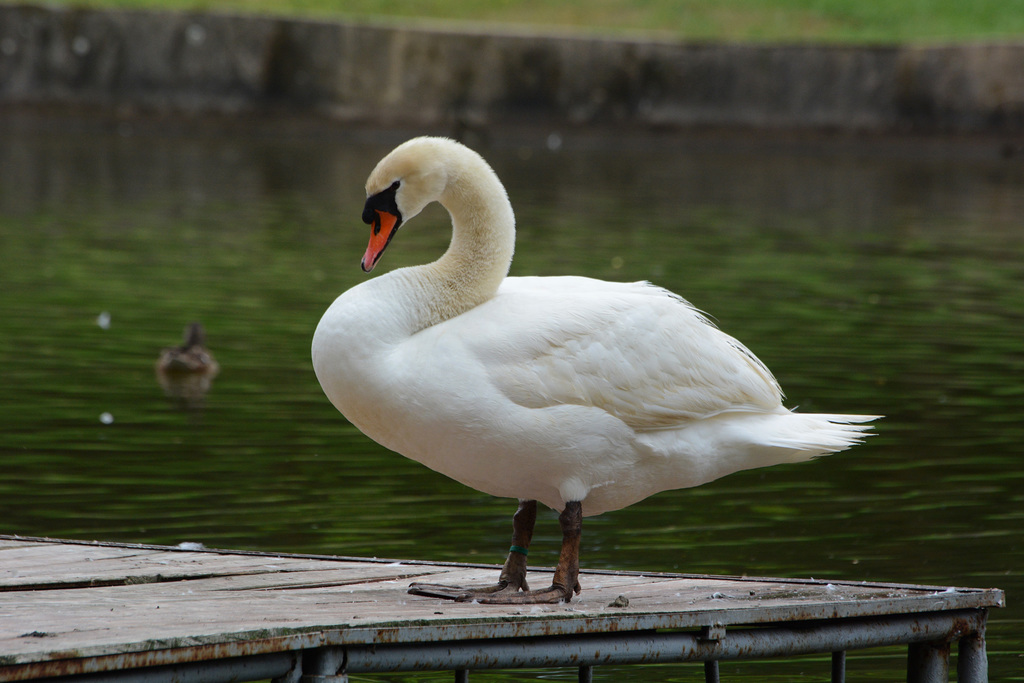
left=0, top=536, right=1004, bottom=682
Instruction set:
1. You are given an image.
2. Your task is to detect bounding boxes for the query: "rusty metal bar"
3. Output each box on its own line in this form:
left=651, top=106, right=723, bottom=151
left=24, top=652, right=299, bottom=683
left=831, top=651, right=846, bottom=683
left=957, top=630, right=988, bottom=683
left=18, top=610, right=986, bottom=683
left=338, top=609, right=984, bottom=673
left=298, top=647, right=345, bottom=683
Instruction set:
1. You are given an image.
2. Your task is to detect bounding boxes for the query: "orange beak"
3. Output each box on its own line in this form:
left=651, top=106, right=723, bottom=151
left=361, top=210, right=400, bottom=272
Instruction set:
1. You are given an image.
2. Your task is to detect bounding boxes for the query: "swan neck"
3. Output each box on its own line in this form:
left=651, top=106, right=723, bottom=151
left=414, top=162, right=515, bottom=326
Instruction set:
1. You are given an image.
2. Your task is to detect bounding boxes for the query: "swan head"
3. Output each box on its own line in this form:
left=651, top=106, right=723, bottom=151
left=361, top=137, right=450, bottom=272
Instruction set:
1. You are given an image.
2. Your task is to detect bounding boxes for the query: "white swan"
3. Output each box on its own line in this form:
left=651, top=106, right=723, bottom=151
left=312, top=137, right=878, bottom=604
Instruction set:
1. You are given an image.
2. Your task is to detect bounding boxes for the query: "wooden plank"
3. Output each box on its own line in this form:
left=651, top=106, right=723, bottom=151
left=0, top=541, right=427, bottom=590
left=0, top=537, right=1005, bottom=680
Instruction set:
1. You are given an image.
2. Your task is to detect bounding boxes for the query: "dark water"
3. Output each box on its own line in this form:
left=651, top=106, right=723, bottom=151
left=1, top=113, right=1022, bottom=681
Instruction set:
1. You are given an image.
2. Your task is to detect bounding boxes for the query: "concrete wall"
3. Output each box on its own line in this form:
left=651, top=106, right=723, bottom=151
left=1, top=4, right=1022, bottom=132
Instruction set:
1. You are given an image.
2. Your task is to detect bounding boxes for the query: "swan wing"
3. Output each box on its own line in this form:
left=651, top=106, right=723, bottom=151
left=460, top=276, right=784, bottom=430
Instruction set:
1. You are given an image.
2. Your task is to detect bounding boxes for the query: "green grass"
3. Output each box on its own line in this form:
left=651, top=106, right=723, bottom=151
left=9, top=0, right=1024, bottom=43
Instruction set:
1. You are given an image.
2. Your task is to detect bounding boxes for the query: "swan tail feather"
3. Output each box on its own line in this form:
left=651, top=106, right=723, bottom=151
left=760, top=412, right=881, bottom=460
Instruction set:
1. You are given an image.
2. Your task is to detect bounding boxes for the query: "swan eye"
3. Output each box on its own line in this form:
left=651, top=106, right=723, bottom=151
left=362, top=181, right=404, bottom=235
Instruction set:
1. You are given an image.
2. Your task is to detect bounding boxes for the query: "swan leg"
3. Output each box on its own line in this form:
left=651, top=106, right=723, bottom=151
left=410, top=501, right=583, bottom=605
left=473, top=501, right=582, bottom=604
left=408, top=499, right=537, bottom=599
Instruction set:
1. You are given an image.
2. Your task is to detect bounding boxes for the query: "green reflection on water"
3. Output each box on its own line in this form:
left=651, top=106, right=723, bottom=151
left=1, top=116, right=1022, bottom=681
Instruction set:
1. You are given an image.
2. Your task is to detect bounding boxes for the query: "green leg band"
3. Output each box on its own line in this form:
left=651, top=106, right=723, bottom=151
left=509, top=545, right=529, bottom=556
